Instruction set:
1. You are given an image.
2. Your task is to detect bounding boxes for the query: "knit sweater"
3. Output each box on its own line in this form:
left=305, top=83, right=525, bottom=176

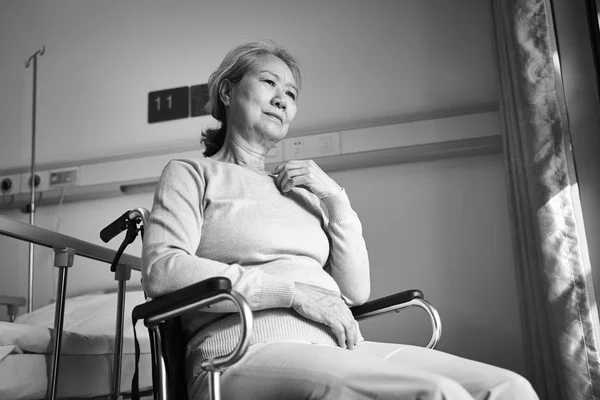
left=141, top=157, right=370, bottom=378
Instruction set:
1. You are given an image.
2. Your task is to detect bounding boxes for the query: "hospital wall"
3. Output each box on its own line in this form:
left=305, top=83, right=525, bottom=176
left=0, top=0, right=526, bottom=377
left=0, top=0, right=496, bottom=169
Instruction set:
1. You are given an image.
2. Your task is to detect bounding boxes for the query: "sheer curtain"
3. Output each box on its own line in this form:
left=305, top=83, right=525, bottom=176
left=492, top=0, right=600, bottom=398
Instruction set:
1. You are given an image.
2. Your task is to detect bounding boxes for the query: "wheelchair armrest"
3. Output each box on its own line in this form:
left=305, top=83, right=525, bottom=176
left=0, top=296, right=26, bottom=322
left=132, top=277, right=232, bottom=326
left=350, top=289, right=423, bottom=320
left=350, top=289, right=442, bottom=349
left=132, top=276, right=253, bottom=372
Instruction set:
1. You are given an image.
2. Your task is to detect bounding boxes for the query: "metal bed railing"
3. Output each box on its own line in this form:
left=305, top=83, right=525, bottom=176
left=0, top=213, right=141, bottom=400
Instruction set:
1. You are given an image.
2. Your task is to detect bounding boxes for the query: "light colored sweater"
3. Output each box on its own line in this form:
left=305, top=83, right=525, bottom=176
left=142, top=157, right=370, bottom=378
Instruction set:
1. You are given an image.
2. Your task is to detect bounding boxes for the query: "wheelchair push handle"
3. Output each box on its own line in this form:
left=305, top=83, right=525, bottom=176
left=100, top=210, right=131, bottom=243
left=100, top=208, right=149, bottom=243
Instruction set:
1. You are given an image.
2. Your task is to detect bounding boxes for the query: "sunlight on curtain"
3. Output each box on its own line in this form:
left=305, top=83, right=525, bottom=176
left=492, top=0, right=600, bottom=399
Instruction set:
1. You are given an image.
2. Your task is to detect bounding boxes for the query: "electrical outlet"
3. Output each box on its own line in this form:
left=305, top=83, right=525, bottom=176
left=318, top=136, right=333, bottom=156
left=284, top=139, right=306, bottom=160
left=49, top=168, right=79, bottom=188
left=293, top=140, right=304, bottom=158
left=283, top=132, right=341, bottom=160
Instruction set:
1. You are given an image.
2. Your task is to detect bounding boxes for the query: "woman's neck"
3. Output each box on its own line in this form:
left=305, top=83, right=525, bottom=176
left=210, top=134, right=271, bottom=174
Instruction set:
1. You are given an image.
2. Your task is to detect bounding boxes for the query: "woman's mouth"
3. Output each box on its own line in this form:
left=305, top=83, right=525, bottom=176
left=264, top=112, right=283, bottom=124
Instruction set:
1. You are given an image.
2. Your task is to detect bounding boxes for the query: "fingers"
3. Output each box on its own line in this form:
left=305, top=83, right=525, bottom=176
left=274, top=160, right=341, bottom=198
left=291, top=282, right=358, bottom=350
left=331, top=322, right=347, bottom=349
left=344, top=314, right=358, bottom=350
left=330, top=310, right=358, bottom=350
left=275, top=166, right=310, bottom=193
left=345, top=323, right=354, bottom=350
left=274, top=159, right=311, bottom=174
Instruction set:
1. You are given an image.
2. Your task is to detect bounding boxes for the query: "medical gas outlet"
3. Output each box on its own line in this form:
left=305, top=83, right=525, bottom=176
left=0, top=174, right=22, bottom=196
left=1, top=178, right=12, bottom=192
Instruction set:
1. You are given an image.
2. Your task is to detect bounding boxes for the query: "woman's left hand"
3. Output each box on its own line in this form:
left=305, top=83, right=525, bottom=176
left=274, top=159, right=342, bottom=199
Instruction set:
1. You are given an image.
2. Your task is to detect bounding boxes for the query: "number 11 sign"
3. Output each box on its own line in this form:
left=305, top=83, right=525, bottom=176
left=148, top=86, right=190, bottom=123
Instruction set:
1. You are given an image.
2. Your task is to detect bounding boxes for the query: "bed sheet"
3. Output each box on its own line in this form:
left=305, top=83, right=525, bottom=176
left=0, top=352, right=153, bottom=399
left=0, top=290, right=152, bottom=400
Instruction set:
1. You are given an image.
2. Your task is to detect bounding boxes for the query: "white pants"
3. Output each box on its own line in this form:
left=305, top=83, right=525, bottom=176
left=188, top=341, right=538, bottom=400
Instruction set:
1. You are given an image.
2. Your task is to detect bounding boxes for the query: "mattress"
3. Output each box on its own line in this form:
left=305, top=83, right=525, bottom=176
left=0, top=290, right=153, bottom=400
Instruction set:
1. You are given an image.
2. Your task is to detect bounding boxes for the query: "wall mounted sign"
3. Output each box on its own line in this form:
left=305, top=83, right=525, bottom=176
left=147, top=86, right=190, bottom=123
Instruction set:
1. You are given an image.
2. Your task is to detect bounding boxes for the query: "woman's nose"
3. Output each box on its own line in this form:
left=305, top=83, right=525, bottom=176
left=271, top=94, right=287, bottom=110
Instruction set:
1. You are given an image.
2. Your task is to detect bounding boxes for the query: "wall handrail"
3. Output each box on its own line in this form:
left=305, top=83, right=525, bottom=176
left=0, top=214, right=141, bottom=269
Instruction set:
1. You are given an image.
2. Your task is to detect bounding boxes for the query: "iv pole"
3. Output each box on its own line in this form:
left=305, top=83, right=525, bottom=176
left=24, top=46, right=45, bottom=313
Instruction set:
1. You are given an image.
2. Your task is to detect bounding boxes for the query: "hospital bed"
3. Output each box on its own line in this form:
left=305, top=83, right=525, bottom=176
left=0, top=213, right=158, bottom=400
left=0, top=289, right=153, bottom=399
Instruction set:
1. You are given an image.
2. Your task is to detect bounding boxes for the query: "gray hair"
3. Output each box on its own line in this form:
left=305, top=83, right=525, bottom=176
left=200, top=40, right=302, bottom=157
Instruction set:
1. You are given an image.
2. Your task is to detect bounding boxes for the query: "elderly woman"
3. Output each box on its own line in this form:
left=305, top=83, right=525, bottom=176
left=142, top=41, right=538, bottom=400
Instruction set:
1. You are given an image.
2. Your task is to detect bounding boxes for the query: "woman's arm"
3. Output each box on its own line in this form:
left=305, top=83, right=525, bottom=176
left=142, top=160, right=295, bottom=312
left=321, top=189, right=371, bottom=306
left=274, top=160, right=371, bottom=305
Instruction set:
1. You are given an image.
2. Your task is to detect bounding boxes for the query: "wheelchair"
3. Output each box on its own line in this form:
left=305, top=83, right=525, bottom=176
left=102, top=208, right=442, bottom=400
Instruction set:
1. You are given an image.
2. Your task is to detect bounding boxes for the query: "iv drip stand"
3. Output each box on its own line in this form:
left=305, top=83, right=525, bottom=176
left=25, top=46, right=45, bottom=313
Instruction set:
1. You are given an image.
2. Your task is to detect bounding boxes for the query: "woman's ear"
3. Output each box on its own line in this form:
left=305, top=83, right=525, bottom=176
left=219, top=79, right=232, bottom=107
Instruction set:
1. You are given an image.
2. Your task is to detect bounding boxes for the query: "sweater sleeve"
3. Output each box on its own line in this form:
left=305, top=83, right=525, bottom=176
left=321, top=188, right=371, bottom=306
left=141, top=160, right=295, bottom=312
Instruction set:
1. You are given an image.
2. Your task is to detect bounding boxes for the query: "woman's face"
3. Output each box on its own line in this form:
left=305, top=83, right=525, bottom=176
left=224, top=54, right=299, bottom=148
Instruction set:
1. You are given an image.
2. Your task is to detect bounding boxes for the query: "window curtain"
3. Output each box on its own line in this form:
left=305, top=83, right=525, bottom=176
left=491, top=0, right=600, bottom=399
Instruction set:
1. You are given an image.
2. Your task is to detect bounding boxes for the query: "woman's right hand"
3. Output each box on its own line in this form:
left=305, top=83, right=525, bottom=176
left=291, top=282, right=358, bottom=350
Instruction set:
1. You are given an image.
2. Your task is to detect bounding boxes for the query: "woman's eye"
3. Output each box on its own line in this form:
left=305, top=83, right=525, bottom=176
left=264, top=79, right=276, bottom=87
left=286, top=91, right=296, bottom=101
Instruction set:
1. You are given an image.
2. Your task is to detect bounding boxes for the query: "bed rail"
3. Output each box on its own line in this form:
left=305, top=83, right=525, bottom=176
left=0, top=214, right=141, bottom=268
left=0, top=214, right=141, bottom=400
